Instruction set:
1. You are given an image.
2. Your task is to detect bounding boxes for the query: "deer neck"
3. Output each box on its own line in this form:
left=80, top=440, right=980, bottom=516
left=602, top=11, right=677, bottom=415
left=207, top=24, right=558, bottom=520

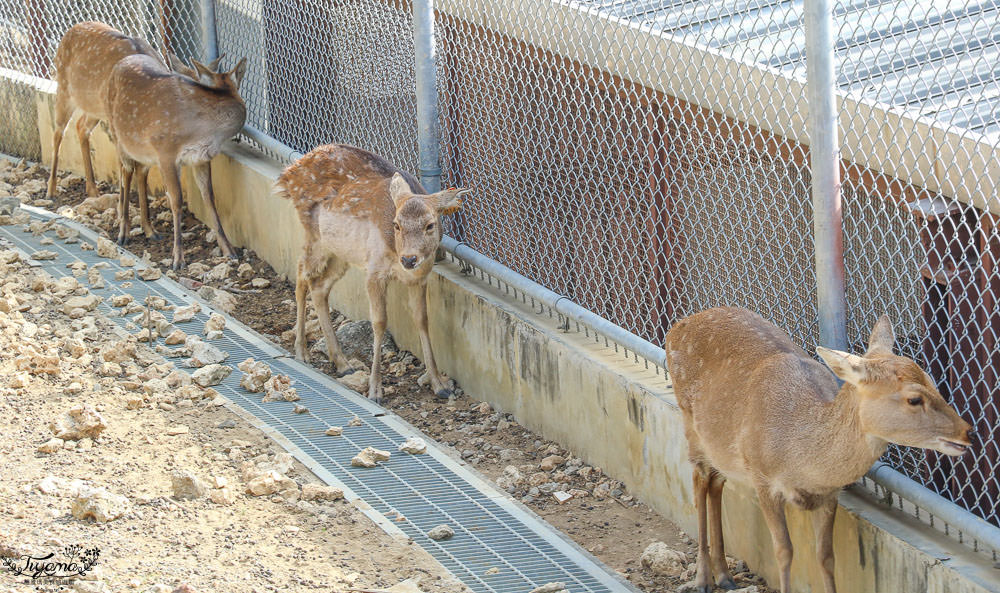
left=812, top=383, right=888, bottom=486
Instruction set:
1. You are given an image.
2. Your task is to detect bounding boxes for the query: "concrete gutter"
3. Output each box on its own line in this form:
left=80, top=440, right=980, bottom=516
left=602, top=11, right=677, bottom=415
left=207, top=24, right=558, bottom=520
left=14, top=80, right=1000, bottom=593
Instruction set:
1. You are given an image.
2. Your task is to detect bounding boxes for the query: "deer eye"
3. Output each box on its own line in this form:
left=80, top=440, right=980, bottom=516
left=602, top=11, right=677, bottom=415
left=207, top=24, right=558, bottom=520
left=425, top=223, right=435, bottom=232
left=393, top=222, right=400, bottom=231
left=907, top=396, right=923, bottom=406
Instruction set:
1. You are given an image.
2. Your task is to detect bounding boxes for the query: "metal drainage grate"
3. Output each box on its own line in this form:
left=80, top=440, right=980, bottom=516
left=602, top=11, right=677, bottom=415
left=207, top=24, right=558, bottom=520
left=0, top=207, right=636, bottom=593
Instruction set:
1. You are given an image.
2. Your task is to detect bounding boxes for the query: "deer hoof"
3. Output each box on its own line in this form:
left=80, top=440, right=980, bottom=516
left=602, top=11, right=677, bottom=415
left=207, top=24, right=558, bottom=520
left=368, top=385, right=383, bottom=404
left=146, top=231, right=162, bottom=241
left=717, top=576, right=738, bottom=590
left=171, top=258, right=185, bottom=271
left=116, top=234, right=129, bottom=246
left=435, top=388, right=452, bottom=400
left=85, top=183, right=99, bottom=198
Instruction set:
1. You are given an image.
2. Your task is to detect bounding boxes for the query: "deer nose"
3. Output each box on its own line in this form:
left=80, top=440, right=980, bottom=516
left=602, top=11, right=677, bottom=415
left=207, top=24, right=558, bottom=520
left=400, top=256, right=418, bottom=269
left=966, top=428, right=977, bottom=444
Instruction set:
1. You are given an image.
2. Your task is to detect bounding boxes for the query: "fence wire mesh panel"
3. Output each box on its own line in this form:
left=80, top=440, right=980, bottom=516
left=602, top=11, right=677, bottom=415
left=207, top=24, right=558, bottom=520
left=214, top=0, right=419, bottom=172
left=1, top=0, right=1000, bottom=550
left=833, top=0, right=1000, bottom=530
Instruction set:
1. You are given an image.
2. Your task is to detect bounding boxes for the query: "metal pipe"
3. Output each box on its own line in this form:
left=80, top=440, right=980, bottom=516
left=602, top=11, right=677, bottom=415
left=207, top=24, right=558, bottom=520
left=413, top=0, right=442, bottom=193
left=201, top=0, right=219, bottom=62
left=441, top=236, right=666, bottom=367
left=868, top=462, right=1000, bottom=554
left=241, top=124, right=304, bottom=163
left=804, top=0, right=848, bottom=350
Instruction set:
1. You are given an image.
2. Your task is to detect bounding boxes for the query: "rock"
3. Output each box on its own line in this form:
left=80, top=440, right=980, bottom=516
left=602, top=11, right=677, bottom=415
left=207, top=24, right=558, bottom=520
left=31, top=249, right=57, bottom=260
left=192, top=364, right=231, bottom=387
left=164, top=329, right=187, bottom=345
left=351, top=447, right=390, bottom=468
left=238, top=358, right=272, bottom=392
left=49, top=405, right=106, bottom=441
left=38, top=438, right=64, bottom=453
left=205, top=262, right=231, bottom=282
left=338, top=370, right=370, bottom=393
left=246, top=470, right=295, bottom=496
left=427, top=525, right=455, bottom=541
left=110, top=294, right=133, bottom=307
left=336, top=320, right=396, bottom=360
left=250, top=277, right=270, bottom=288
left=477, top=402, right=492, bottom=415
left=76, top=194, right=116, bottom=217
left=398, top=437, right=427, bottom=455
left=348, top=416, right=363, bottom=427
left=539, top=455, right=565, bottom=471
left=496, top=466, right=524, bottom=490
left=300, top=484, right=344, bottom=501
left=552, top=491, right=573, bottom=504
left=137, top=267, right=161, bottom=281
left=99, top=340, right=136, bottom=363
left=0, top=196, right=19, bottom=215
left=203, top=312, right=225, bottom=336
left=237, top=262, right=254, bottom=279
left=63, top=294, right=100, bottom=316
left=640, top=542, right=688, bottom=577
left=165, top=425, right=189, bottom=436
left=263, top=373, right=296, bottom=401
left=293, top=404, right=309, bottom=414
left=593, top=482, right=612, bottom=499
left=197, top=286, right=236, bottom=313
left=71, top=487, right=130, bottom=522
left=187, top=339, right=228, bottom=367
left=209, top=486, right=237, bottom=505
left=171, top=471, right=207, bottom=499
left=14, top=346, right=60, bottom=376
left=95, top=237, right=117, bottom=258
left=172, top=302, right=201, bottom=324
left=325, top=426, right=342, bottom=436
left=529, top=584, right=567, bottom=593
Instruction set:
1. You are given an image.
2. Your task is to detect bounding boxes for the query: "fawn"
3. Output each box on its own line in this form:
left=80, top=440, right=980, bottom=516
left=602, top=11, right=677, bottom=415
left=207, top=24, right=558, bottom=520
left=665, top=307, right=972, bottom=593
left=104, top=53, right=246, bottom=269
left=277, top=144, right=469, bottom=402
left=46, top=21, right=161, bottom=200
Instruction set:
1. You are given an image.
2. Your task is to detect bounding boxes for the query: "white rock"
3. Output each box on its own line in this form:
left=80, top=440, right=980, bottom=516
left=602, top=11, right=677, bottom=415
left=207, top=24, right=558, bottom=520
left=338, top=370, right=370, bottom=393
left=172, top=302, right=201, bottom=324
left=49, top=405, right=106, bottom=441
left=71, top=487, right=130, bottom=522
left=38, top=438, right=64, bottom=453
left=187, top=339, right=228, bottom=367
left=171, top=470, right=207, bottom=499
left=300, top=484, right=344, bottom=501
left=95, top=237, right=117, bottom=258
left=398, top=437, right=427, bottom=455
left=324, top=426, right=342, bottom=436
left=250, top=278, right=270, bottom=288
left=203, top=312, right=225, bottom=336
left=496, top=466, right=524, bottom=491
left=427, top=524, right=455, bottom=541
left=528, top=584, right=567, bottom=593
left=640, top=542, right=688, bottom=577
left=205, top=262, right=230, bottom=282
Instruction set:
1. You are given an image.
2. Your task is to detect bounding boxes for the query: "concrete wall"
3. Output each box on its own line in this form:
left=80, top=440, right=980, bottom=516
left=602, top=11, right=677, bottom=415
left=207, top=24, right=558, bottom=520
left=29, top=86, right=1000, bottom=593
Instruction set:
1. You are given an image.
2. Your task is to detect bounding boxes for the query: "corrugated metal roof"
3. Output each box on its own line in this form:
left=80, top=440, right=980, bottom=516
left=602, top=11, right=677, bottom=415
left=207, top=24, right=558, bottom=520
left=575, top=0, right=1000, bottom=136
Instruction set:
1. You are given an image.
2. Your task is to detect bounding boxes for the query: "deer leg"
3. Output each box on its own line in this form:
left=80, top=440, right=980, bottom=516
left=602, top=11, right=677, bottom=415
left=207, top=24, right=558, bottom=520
left=46, top=91, right=73, bottom=198
left=309, top=261, right=352, bottom=373
left=408, top=281, right=450, bottom=399
left=116, top=161, right=133, bottom=246
left=159, top=159, right=185, bottom=270
left=756, top=485, right=793, bottom=593
left=294, top=256, right=310, bottom=361
left=366, top=275, right=388, bottom=403
left=136, top=165, right=159, bottom=240
left=708, top=472, right=737, bottom=589
left=192, top=161, right=237, bottom=259
left=690, top=463, right=714, bottom=593
left=76, top=115, right=100, bottom=197
left=813, top=496, right=838, bottom=593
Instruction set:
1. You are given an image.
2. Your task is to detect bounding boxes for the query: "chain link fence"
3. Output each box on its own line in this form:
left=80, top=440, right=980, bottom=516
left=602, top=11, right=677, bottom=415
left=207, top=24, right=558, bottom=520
left=1, top=0, right=999, bottom=552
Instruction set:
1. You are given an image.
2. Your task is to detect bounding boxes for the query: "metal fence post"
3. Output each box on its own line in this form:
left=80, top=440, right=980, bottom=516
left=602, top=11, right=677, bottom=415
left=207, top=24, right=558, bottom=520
left=413, top=0, right=441, bottom=193
left=201, top=0, right=219, bottom=62
left=804, top=0, right=847, bottom=350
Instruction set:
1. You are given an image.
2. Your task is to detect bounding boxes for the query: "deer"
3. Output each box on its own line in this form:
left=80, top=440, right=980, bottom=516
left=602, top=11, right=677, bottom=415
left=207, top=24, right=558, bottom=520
left=103, top=52, right=246, bottom=269
left=276, top=144, right=469, bottom=403
left=46, top=21, right=161, bottom=201
left=665, top=307, right=973, bottom=593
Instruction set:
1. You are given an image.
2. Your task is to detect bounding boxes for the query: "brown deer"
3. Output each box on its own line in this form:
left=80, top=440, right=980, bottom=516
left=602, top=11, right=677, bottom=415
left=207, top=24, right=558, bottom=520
left=46, top=21, right=161, bottom=200
left=104, top=53, right=246, bottom=269
left=277, top=144, right=468, bottom=402
left=665, top=307, right=972, bottom=593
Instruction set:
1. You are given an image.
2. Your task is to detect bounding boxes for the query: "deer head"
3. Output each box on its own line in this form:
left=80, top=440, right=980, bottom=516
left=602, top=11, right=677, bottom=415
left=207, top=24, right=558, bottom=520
left=167, top=53, right=246, bottom=93
left=388, top=172, right=468, bottom=270
left=817, top=316, right=973, bottom=456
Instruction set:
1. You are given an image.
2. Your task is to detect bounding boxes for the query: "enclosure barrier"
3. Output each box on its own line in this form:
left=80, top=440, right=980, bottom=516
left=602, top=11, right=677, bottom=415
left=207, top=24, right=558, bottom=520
left=2, top=0, right=1000, bottom=568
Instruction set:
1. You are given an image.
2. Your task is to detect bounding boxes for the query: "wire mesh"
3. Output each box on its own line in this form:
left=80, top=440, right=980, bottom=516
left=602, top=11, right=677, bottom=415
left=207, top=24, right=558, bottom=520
left=0, top=0, right=999, bottom=549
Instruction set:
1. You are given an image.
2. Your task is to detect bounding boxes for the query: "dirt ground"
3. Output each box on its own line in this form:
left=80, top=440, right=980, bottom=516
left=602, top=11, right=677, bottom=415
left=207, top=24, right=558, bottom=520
left=8, top=159, right=773, bottom=593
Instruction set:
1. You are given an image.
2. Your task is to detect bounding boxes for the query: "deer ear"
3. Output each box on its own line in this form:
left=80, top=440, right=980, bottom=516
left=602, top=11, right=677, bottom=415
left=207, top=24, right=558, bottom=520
left=207, top=53, right=225, bottom=71
left=389, top=173, right=411, bottom=208
left=191, top=59, right=214, bottom=79
left=229, top=57, right=247, bottom=88
left=817, top=347, right=868, bottom=385
left=866, top=314, right=895, bottom=355
left=433, top=187, right=470, bottom=215
left=167, top=53, right=196, bottom=78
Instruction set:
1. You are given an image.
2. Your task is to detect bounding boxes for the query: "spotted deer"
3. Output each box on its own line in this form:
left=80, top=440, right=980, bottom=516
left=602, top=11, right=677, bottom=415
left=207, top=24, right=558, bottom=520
left=665, top=307, right=973, bottom=593
left=104, top=53, right=247, bottom=269
left=46, top=21, right=161, bottom=200
left=277, top=144, right=469, bottom=403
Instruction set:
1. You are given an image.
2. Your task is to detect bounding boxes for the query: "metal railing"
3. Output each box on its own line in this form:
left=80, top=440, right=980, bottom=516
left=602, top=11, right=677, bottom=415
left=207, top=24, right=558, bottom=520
left=1, top=0, right=999, bottom=562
